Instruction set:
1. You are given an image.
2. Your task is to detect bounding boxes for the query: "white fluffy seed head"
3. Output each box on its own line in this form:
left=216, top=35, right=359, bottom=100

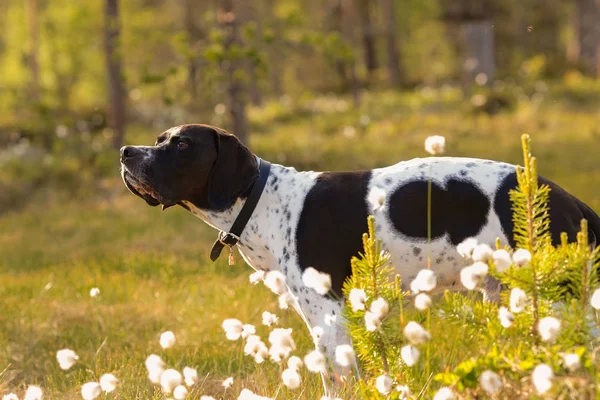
left=302, top=267, right=332, bottom=295
left=261, top=312, right=279, bottom=327
left=498, top=306, right=514, bottom=328
left=263, top=271, right=287, bottom=295
left=479, top=370, right=503, bottom=394
left=433, top=387, right=455, bottom=400
left=268, top=328, right=296, bottom=362
left=324, top=314, right=337, bottom=326
left=492, top=249, right=512, bottom=272
left=370, top=297, right=389, bottom=319
left=281, top=369, right=301, bottom=389
left=537, top=317, right=561, bottom=342
left=424, top=135, right=446, bottom=155
left=24, top=386, right=43, bottom=400
left=512, top=249, right=532, bottom=266
left=287, top=356, right=303, bottom=371
left=562, top=353, right=581, bottom=371
left=368, top=187, right=386, bottom=211
left=89, top=287, right=100, bottom=298
left=591, top=289, right=600, bottom=309
left=222, top=377, right=233, bottom=389
left=510, top=288, right=527, bottom=313
left=183, top=367, right=198, bottom=386
left=173, top=385, right=188, bottom=400
left=222, top=319, right=244, bottom=341
left=99, top=373, right=118, bottom=393
left=532, top=364, right=554, bottom=394
left=311, top=326, right=324, bottom=344
left=304, top=350, right=326, bottom=373
left=334, top=344, right=355, bottom=367
left=145, top=354, right=165, bottom=372
left=411, top=269, right=437, bottom=293
left=403, top=321, right=431, bottom=344
left=349, top=288, right=367, bottom=311
left=3, top=393, right=18, bottom=400
left=415, top=293, right=432, bottom=310
left=160, top=369, right=183, bottom=394
left=81, top=382, right=102, bottom=400
left=364, top=311, right=381, bottom=332
left=278, top=293, right=294, bottom=310
left=400, top=345, right=420, bottom=367
left=241, top=324, right=256, bottom=339
left=472, top=244, right=493, bottom=262
left=396, top=385, right=411, bottom=399
left=56, top=348, right=79, bottom=370
left=249, top=270, right=265, bottom=285
left=457, top=238, right=478, bottom=259
left=160, top=331, right=176, bottom=349
left=375, top=375, right=393, bottom=395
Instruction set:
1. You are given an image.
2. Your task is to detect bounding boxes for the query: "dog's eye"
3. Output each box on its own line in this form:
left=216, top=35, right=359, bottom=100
left=176, top=141, right=189, bottom=150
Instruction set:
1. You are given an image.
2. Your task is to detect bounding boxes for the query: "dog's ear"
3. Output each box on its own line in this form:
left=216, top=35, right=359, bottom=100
left=208, top=128, right=259, bottom=210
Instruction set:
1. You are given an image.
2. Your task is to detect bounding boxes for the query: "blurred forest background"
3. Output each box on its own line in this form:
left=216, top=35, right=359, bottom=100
left=1, top=1, right=600, bottom=397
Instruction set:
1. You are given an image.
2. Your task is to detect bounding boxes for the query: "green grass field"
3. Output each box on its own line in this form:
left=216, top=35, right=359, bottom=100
left=1, top=88, right=599, bottom=399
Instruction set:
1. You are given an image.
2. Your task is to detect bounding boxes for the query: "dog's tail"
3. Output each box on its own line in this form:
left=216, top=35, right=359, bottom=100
left=578, top=202, right=600, bottom=249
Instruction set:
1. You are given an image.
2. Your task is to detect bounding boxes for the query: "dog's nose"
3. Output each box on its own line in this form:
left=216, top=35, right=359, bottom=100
left=120, top=146, right=142, bottom=163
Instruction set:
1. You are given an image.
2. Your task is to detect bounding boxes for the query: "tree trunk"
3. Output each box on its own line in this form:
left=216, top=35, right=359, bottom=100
left=26, top=0, right=40, bottom=103
left=577, top=0, right=600, bottom=77
left=341, top=0, right=361, bottom=107
left=265, top=0, right=283, bottom=97
left=104, top=0, right=127, bottom=149
left=357, top=0, right=378, bottom=80
left=220, top=0, right=249, bottom=144
left=183, top=0, right=198, bottom=103
left=461, top=20, right=495, bottom=90
left=380, top=0, right=402, bottom=87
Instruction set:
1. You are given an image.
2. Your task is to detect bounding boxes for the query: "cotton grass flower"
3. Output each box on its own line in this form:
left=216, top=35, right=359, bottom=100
left=510, top=288, right=527, bottom=313
left=396, top=385, right=411, bottom=399
left=324, top=314, right=336, bottom=326
left=302, top=267, right=332, bottom=295
left=400, top=345, right=420, bottom=367
left=364, top=311, right=382, bottom=332
left=3, top=394, right=18, bottom=400
left=415, top=293, right=432, bottom=310
left=278, top=293, right=294, bottom=309
left=457, top=238, right=478, bottom=258
left=370, top=297, right=389, bottom=319
left=24, top=386, right=43, bottom=400
left=249, top=270, right=265, bottom=285
left=537, top=317, right=560, bottom=342
left=281, top=369, right=301, bottom=389
left=222, top=319, right=244, bottom=341
left=433, top=387, right=455, bottom=400
left=424, top=135, right=446, bottom=155
left=268, top=328, right=296, bottom=362
left=562, top=353, right=581, bottom=371
left=368, top=187, right=386, bottom=211
left=472, top=244, right=493, bottom=262
left=262, top=312, right=278, bottom=327
left=200, top=397, right=216, bottom=400
left=349, top=288, right=367, bottom=311
left=145, top=354, right=165, bottom=383
left=512, top=249, right=531, bottom=266
left=183, top=367, right=198, bottom=386
left=591, top=288, right=600, bottom=309
left=498, top=306, right=514, bottom=328
left=334, top=344, right=355, bottom=367
left=375, top=375, right=393, bottom=395
left=311, top=326, right=324, bottom=344
left=411, top=269, right=437, bottom=293
left=263, top=271, right=287, bottom=295
left=460, top=262, right=488, bottom=290
left=532, top=364, right=554, bottom=394
left=222, top=377, right=234, bottom=389
left=99, top=374, right=118, bottom=393
left=479, top=370, right=503, bottom=394
left=238, top=389, right=273, bottom=400
left=403, top=321, right=431, bottom=344
left=160, top=331, right=176, bottom=349
left=241, top=324, right=256, bottom=339
left=244, top=335, right=268, bottom=363
left=287, top=356, right=303, bottom=371
left=56, top=348, right=79, bottom=370
left=173, top=385, right=188, bottom=400
left=81, top=382, right=102, bottom=400
left=89, top=287, right=100, bottom=298
left=304, top=350, right=326, bottom=373
left=161, top=369, right=183, bottom=393
left=492, top=249, right=512, bottom=272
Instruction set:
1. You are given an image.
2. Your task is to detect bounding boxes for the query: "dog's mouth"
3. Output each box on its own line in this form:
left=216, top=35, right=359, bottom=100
left=122, top=170, right=163, bottom=207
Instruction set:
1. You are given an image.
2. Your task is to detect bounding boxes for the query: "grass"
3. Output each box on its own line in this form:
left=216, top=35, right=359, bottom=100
left=1, top=86, right=599, bottom=399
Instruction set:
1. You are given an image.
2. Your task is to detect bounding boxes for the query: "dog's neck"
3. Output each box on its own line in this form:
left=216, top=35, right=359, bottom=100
left=182, top=162, right=321, bottom=271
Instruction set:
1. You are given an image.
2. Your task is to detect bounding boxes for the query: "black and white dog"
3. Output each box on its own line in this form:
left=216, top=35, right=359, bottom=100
left=120, top=124, right=599, bottom=362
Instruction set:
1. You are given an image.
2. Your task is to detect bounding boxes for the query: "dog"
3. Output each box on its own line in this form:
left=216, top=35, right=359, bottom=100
left=120, top=124, right=600, bottom=367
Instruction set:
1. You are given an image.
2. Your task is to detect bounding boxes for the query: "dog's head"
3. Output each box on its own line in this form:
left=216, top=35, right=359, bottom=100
left=120, top=124, right=258, bottom=211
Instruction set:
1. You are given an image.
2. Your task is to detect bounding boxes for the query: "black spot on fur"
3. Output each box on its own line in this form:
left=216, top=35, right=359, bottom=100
left=494, top=172, right=599, bottom=247
left=296, top=171, right=372, bottom=295
left=459, top=169, right=467, bottom=176
left=385, top=178, right=392, bottom=185
left=388, top=178, right=490, bottom=245
left=412, top=247, right=422, bottom=256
